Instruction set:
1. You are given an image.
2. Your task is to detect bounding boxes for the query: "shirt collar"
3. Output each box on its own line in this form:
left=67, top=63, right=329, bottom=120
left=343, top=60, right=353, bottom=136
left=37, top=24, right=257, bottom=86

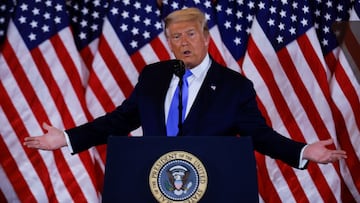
left=187, top=54, right=211, bottom=78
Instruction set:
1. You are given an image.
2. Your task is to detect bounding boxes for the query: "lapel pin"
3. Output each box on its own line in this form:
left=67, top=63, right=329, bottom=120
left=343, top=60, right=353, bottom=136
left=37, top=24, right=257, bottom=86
left=210, top=85, right=216, bottom=91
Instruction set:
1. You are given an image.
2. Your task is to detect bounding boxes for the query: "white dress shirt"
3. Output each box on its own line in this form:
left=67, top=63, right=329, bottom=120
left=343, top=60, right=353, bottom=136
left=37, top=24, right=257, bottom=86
left=164, top=54, right=211, bottom=123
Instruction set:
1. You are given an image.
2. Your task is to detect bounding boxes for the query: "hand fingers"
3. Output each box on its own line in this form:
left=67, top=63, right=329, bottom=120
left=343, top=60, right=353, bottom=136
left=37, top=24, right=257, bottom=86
left=23, top=137, right=40, bottom=148
left=23, top=137, right=49, bottom=150
left=326, top=151, right=347, bottom=163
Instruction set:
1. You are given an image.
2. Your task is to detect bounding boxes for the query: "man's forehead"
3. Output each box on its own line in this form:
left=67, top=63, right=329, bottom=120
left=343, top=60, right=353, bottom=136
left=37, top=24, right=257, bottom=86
left=168, top=22, right=201, bottom=32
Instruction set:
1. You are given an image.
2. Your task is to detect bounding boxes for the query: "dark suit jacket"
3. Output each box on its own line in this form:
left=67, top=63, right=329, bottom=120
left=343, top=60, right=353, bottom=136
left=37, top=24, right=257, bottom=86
left=67, top=59, right=306, bottom=168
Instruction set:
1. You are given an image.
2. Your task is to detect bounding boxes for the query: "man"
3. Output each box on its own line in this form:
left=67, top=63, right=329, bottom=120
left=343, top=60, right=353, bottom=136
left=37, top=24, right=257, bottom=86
left=24, top=8, right=346, bottom=168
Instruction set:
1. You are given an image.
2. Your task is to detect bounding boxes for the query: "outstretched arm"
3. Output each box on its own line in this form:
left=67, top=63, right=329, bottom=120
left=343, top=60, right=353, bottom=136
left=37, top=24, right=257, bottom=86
left=23, top=122, right=67, bottom=150
left=303, top=138, right=347, bottom=164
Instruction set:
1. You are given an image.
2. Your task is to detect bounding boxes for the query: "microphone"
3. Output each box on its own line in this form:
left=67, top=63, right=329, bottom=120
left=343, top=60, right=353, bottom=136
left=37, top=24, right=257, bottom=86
left=171, top=59, right=185, bottom=78
left=170, top=59, right=185, bottom=136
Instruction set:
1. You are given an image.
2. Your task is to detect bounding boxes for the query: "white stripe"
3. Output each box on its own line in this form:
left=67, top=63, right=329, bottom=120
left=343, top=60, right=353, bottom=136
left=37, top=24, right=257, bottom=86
left=209, top=25, right=241, bottom=72
left=158, top=32, right=174, bottom=58
left=139, top=42, right=161, bottom=64
left=243, top=53, right=324, bottom=201
left=0, top=64, right=74, bottom=202
left=85, top=86, right=107, bottom=117
left=102, top=18, right=139, bottom=86
left=0, top=142, right=20, bottom=203
left=0, top=108, right=49, bottom=202
left=340, top=159, right=360, bottom=201
left=92, top=51, right=126, bottom=105
left=265, top=159, right=296, bottom=202
left=330, top=52, right=360, bottom=158
left=39, top=29, right=101, bottom=202
left=244, top=19, right=342, bottom=201
left=58, top=28, right=90, bottom=87
left=5, top=20, right=99, bottom=202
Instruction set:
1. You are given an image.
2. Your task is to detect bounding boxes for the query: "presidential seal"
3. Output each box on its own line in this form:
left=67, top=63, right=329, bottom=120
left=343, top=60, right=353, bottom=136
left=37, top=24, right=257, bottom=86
left=149, top=151, right=208, bottom=203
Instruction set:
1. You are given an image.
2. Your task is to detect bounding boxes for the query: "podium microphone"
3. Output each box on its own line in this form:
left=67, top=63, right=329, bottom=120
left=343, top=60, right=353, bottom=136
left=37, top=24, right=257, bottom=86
left=171, top=59, right=185, bottom=78
left=171, top=59, right=185, bottom=136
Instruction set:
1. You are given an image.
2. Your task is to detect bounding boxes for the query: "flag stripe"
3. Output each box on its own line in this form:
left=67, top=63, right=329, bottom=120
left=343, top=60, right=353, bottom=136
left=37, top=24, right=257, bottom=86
left=0, top=82, right=53, bottom=202
left=88, top=72, right=117, bottom=112
left=98, top=35, right=134, bottom=98
left=49, top=33, right=103, bottom=196
left=255, top=153, right=282, bottom=203
left=246, top=35, right=338, bottom=202
left=1, top=1, right=360, bottom=202
left=130, top=51, right=147, bottom=74
left=150, top=37, right=171, bottom=61
left=30, top=44, right=99, bottom=201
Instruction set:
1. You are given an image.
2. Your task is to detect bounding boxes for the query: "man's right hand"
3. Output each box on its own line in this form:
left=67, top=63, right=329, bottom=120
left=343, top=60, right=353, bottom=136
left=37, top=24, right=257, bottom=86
left=23, top=122, right=67, bottom=150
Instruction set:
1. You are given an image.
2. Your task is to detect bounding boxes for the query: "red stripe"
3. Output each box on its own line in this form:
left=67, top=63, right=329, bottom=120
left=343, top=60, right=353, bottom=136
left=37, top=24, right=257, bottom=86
left=14, top=46, right=87, bottom=202
left=79, top=44, right=94, bottom=71
left=88, top=72, right=116, bottom=112
left=0, top=83, right=54, bottom=202
left=0, top=187, right=6, bottom=203
left=297, top=35, right=330, bottom=100
left=2, top=40, right=62, bottom=202
left=252, top=56, right=309, bottom=202
left=255, top=153, right=282, bottom=203
left=247, top=36, right=337, bottom=202
left=331, top=57, right=360, bottom=193
left=150, top=37, right=171, bottom=61
left=131, top=51, right=147, bottom=75
left=277, top=47, right=332, bottom=140
left=257, top=95, right=310, bottom=203
left=254, top=99, right=282, bottom=203
left=96, top=145, right=107, bottom=164
left=50, top=35, right=105, bottom=195
left=6, top=37, right=89, bottom=200
left=31, top=48, right=96, bottom=198
left=50, top=35, right=93, bottom=121
left=208, top=38, right=226, bottom=66
left=299, top=36, right=357, bottom=200
left=99, top=35, right=134, bottom=98
left=0, top=138, right=36, bottom=202
left=325, top=52, right=360, bottom=201
left=93, top=156, right=105, bottom=194
left=79, top=47, right=116, bottom=112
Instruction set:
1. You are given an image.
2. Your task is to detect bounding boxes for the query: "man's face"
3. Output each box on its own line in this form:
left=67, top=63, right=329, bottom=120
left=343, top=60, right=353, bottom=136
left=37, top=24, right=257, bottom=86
left=166, top=20, right=210, bottom=69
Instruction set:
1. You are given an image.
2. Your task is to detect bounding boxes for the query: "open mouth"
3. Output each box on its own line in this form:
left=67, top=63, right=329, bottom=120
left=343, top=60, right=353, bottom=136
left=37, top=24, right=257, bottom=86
left=183, top=50, right=191, bottom=56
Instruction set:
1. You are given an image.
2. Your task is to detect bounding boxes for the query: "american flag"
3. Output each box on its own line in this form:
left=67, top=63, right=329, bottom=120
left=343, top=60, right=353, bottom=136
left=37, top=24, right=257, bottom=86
left=0, top=0, right=359, bottom=202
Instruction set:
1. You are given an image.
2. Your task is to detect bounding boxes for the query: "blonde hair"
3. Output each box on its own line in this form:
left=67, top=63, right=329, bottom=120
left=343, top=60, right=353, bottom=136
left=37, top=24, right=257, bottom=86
left=164, top=7, right=209, bottom=37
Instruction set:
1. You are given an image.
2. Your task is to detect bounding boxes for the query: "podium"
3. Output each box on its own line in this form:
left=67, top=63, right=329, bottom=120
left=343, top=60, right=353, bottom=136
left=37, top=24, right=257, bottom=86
left=102, top=136, right=259, bottom=202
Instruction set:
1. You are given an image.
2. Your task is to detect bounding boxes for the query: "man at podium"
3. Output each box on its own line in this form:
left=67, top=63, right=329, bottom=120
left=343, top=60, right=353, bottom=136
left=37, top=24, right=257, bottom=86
left=24, top=7, right=346, bottom=169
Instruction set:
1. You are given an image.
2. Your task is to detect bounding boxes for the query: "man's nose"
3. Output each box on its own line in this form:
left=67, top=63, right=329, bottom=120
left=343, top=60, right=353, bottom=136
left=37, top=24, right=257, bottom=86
left=180, top=35, right=189, bottom=45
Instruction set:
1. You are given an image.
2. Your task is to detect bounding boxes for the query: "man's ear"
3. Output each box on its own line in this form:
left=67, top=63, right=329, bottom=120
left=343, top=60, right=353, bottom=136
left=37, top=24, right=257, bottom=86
left=204, top=33, right=210, bottom=47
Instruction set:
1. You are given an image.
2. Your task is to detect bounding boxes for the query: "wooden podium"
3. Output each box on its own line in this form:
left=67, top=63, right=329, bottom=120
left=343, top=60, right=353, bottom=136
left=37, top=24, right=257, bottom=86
left=102, top=136, right=258, bottom=202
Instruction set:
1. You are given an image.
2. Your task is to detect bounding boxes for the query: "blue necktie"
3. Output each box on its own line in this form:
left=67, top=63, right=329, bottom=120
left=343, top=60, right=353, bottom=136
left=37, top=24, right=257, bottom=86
left=167, top=70, right=192, bottom=136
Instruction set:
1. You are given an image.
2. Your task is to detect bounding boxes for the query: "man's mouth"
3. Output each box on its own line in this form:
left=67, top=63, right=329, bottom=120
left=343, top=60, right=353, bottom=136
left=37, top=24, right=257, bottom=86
left=183, top=50, right=191, bottom=56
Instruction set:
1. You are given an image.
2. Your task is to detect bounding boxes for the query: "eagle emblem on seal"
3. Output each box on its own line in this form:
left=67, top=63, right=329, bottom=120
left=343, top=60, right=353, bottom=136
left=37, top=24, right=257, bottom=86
left=165, top=165, right=193, bottom=196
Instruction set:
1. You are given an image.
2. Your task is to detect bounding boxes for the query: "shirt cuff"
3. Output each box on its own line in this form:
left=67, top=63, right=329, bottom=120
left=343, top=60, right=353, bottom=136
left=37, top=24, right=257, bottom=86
left=299, top=145, right=309, bottom=169
left=64, top=131, right=74, bottom=154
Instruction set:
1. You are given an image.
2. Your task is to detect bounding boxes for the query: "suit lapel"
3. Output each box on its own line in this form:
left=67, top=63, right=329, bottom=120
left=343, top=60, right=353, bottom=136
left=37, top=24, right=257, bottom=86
left=183, top=62, right=222, bottom=134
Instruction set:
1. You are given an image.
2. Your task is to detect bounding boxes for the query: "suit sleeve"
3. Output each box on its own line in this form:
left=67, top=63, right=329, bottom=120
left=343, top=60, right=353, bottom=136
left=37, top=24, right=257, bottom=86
left=65, top=80, right=144, bottom=154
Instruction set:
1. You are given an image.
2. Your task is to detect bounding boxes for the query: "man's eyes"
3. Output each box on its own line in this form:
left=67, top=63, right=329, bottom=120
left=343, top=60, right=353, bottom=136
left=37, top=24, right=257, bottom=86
left=171, top=31, right=197, bottom=41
